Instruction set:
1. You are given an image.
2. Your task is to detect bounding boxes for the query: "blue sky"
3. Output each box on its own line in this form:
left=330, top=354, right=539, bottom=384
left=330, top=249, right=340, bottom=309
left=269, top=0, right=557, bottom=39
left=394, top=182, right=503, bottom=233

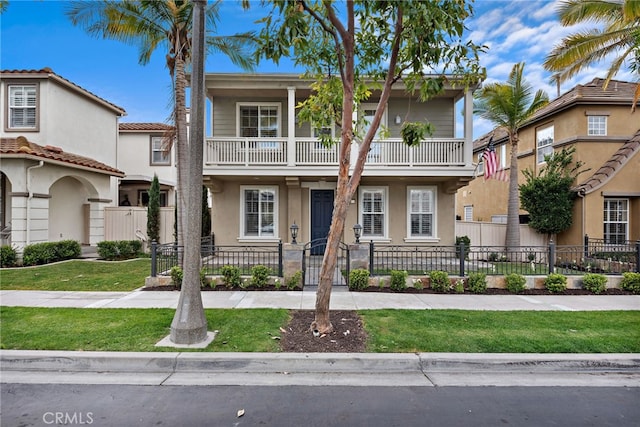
left=1, top=0, right=631, bottom=138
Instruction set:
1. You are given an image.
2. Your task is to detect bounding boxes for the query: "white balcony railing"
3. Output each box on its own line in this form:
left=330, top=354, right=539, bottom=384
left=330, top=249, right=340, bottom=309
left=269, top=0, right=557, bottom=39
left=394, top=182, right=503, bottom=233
left=205, top=137, right=465, bottom=167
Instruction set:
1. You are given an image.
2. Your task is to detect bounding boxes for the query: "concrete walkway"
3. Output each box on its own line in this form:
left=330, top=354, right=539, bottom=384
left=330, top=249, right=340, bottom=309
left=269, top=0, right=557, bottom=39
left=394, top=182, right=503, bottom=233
left=1, top=288, right=639, bottom=311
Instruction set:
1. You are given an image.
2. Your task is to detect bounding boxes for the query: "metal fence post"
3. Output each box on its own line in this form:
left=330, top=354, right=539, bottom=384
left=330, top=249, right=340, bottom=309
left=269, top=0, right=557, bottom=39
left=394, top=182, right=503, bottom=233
left=636, top=240, right=640, bottom=273
left=369, top=241, right=375, bottom=276
left=278, top=240, right=283, bottom=277
left=459, top=241, right=465, bottom=277
left=548, top=240, right=555, bottom=274
left=584, top=234, right=589, bottom=261
left=151, top=240, right=157, bottom=277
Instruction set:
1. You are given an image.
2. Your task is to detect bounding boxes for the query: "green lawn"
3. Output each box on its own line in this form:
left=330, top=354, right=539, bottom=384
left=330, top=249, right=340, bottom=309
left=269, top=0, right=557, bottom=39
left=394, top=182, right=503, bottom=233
left=0, top=259, right=150, bottom=291
left=1, top=306, right=638, bottom=353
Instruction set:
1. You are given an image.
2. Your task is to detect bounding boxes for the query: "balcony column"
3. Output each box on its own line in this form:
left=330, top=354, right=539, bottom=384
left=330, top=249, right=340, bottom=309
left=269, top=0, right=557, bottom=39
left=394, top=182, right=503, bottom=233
left=287, top=86, right=296, bottom=166
left=464, top=89, right=474, bottom=167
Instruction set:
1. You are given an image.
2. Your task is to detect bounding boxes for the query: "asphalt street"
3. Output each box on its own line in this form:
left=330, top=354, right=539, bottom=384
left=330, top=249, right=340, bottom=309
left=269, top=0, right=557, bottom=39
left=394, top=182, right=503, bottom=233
left=2, top=383, right=639, bottom=427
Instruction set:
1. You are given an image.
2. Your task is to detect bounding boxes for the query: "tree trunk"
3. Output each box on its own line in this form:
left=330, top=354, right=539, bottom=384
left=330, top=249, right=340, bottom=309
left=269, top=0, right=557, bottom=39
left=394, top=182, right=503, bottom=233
left=506, top=136, right=521, bottom=259
left=174, top=55, right=189, bottom=266
left=170, top=0, right=207, bottom=344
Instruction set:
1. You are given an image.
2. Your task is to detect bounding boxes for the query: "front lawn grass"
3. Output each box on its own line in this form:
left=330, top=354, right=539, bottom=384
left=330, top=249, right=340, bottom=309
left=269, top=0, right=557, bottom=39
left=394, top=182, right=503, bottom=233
left=360, top=309, right=640, bottom=353
left=1, top=307, right=638, bottom=353
left=0, top=259, right=150, bottom=291
left=0, top=307, right=289, bottom=352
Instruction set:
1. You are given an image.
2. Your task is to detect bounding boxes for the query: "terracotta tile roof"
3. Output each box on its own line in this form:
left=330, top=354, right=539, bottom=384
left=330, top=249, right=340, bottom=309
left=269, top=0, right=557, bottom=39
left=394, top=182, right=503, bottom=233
left=473, top=78, right=639, bottom=151
left=0, top=68, right=126, bottom=116
left=573, top=129, right=640, bottom=195
left=0, top=136, right=125, bottom=177
left=119, top=122, right=174, bottom=132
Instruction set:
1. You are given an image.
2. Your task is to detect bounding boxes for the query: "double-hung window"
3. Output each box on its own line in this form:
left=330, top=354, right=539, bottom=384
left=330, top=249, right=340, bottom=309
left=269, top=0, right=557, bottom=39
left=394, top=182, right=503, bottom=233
left=408, top=187, right=436, bottom=238
left=587, top=116, right=607, bottom=136
left=239, top=103, right=280, bottom=145
left=360, top=187, right=387, bottom=238
left=603, top=199, right=628, bottom=244
left=150, top=136, right=171, bottom=165
left=536, top=125, right=554, bottom=163
left=242, top=186, right=277, bottom=238
left=7, top=84, right=38, bottom=130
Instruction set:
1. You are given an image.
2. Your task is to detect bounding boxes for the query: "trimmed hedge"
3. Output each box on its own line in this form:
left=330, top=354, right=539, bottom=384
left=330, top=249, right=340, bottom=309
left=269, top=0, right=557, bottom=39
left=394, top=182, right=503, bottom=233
left=22, top=240, right=81, bottom=266
left=1, top=245, right=18, bottom=267
left=97, top=240, right=143, bottom=260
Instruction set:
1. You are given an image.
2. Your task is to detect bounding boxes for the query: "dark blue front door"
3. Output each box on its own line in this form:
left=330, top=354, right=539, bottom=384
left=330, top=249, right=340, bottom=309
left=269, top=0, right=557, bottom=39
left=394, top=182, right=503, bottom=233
left=310, top=190, right=334, bottom=255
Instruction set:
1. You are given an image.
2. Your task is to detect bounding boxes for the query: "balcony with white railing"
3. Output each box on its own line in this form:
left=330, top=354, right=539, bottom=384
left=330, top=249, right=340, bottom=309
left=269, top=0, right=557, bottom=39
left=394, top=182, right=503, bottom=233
left=204, top=137, right=467, bottom=172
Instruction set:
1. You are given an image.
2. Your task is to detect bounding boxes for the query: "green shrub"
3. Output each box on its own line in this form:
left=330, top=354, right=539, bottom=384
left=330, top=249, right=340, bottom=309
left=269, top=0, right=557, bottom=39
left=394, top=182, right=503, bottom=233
left=545, top=273, right=567, bottom=293
left=620, top=272, right=640, bottom=294
left=468, top=272, right=487, bottom=294
left=1, top=245, right=18, bottom=267
left=455, top=235, right=471, bottom=260
left=22, top=240, right=81, bottom=265
left=97, top=240, right=141, bottom=260
left=582, top=273, right=607, bottom=294
left=286, top=270, right=303, bottom=290
left=488, top=252, right=499, bottom=262
left=348, top=268, right=370, bottom=291
left=220, top=265, right=241, bottom=289
left=274, top=278, right=282, bottom=290
left=250, top=265, right=273, bottom=288
left=453, top=278, right=465, bottom=294
left=412, top=277, right=424, bottom=290
left=429, top=270, right=450, bottom=293
left=170, top=266, right=183, bottom=289
left=505, top=273, right=526, bottom=294
left=389, top=270, right=408, bottom=292
left=200, top=267, right=208, bottom=288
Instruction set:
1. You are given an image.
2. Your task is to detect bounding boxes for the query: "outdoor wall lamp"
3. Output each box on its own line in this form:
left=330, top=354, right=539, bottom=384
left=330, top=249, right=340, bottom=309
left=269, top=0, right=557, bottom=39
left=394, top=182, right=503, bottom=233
left=353, top=223, right=362, bottom=243
left=290, top=222, right=299, bottom=244
left=394, top=115, right=402, bottom=125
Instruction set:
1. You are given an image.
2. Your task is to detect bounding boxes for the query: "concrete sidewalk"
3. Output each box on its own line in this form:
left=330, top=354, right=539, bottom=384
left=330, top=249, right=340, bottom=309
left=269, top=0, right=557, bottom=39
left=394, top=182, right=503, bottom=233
left=2, top=288, right=639, bottom=310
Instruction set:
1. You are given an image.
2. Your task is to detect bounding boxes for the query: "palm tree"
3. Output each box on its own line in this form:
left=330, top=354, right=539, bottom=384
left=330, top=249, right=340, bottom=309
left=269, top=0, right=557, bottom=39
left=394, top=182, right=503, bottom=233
left=543, top=0, right=640, bottom=110
left=474, top=62, right=549, bottom=254
left=67, top=0, right=255, bottom=251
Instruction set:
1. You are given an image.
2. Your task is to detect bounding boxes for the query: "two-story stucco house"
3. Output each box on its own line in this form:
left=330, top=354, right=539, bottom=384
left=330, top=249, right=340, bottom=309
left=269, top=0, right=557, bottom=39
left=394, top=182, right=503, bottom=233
left=456, top=78, right=640, bottom=246
left=117, top=122, right=176, bottom=207
left=0, top=68, right=125, bottom=249
left=202, top=73, right=476, bottom=247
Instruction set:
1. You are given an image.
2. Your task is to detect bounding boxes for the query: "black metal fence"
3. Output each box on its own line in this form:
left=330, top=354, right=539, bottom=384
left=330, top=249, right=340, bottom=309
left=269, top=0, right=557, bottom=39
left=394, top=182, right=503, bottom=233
left=150, top=236, right=639, bottom=278
left=151, top=240, right=283, bottom=277
left=370, top=238, right=639, bottom=276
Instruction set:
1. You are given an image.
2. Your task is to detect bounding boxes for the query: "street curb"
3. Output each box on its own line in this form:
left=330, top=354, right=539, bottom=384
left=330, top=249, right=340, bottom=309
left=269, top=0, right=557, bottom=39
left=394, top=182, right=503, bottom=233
left=2, top=350, right=639, bottom=375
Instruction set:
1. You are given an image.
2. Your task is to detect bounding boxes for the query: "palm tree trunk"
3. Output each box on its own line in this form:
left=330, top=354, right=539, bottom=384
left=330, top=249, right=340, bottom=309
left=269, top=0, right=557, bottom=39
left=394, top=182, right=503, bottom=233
left=506, top=138, right=521, bottom=259
left=174, top=56, right=189, bottom=266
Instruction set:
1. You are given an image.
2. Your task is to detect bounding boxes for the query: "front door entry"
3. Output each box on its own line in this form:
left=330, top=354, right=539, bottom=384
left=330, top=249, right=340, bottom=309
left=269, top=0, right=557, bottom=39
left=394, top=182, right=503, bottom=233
left=310, top=189, right=334, bottom=255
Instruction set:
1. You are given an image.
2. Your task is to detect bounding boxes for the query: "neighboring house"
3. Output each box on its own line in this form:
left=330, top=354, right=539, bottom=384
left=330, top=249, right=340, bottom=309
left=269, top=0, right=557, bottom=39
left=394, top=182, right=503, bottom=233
left=203, top=73, right=476, bottom=246
left=456, top=78, right=640, bottom=246
left=0, top=68, right=125, bottom=249
left=117, top=122, right=176, bottom=207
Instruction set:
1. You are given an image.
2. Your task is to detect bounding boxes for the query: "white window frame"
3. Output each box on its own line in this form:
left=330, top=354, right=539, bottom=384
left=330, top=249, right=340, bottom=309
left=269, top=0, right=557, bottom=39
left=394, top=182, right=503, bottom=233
left=536, top=124, right=554, bottom=163
left=477, top=152, right=484, bottom=175
left=150, top=136, right=171, bottom=166
left=236, top=102, right=281, bottom=139
left=359, top=186, right=389, bottom=240
left=499, top=144, right=507, bottom=169
left=6, top=83, right=39, bottom=131
left=239, top=185, right=279, bottom=241
left=463, top=205, right=473, bottom=222
left=587, top=115, right=607, bottom=136
left=405, top=186, right=438, bottom=242
left=603, top=198, right=628, bottom=244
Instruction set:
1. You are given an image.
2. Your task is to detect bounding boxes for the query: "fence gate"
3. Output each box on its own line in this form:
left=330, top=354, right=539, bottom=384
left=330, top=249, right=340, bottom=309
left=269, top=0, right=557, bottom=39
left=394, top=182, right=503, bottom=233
left=303, top=238, right=349, bottom=287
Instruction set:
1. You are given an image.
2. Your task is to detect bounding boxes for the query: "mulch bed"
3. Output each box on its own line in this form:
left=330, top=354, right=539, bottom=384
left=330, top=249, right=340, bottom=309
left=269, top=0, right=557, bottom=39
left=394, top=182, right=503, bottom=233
left=279, top=310, right=368, bottom=353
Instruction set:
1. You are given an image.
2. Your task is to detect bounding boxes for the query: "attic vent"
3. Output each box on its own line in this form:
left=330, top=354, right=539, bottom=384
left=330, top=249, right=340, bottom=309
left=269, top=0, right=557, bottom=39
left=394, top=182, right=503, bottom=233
left=44, top=145, right=63, bottom=153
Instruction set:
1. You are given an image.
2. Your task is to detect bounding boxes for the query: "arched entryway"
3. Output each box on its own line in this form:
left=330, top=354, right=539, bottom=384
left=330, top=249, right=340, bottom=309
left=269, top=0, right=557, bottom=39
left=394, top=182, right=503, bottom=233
left=49, top=176, right=90, bottom=243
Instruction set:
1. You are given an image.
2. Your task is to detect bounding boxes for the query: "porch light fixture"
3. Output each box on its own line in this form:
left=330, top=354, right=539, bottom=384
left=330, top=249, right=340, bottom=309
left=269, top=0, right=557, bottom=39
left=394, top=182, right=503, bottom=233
left=394, top=115, right=402, bottom=125
left=353, top=224, right=362, bottom=243
left=290, top=222, right=299, bottom=244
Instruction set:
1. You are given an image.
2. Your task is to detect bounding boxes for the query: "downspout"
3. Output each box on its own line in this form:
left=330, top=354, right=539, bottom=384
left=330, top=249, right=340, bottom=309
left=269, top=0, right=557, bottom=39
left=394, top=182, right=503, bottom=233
left=577, top=188, right=586, bottom=242
left=26, top=160, right=44, bottom=245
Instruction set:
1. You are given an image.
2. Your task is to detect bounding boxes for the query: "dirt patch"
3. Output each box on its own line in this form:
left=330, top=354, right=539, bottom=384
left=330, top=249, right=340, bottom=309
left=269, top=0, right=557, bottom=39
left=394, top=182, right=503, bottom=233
left=280, top=310, right=368, bottom=353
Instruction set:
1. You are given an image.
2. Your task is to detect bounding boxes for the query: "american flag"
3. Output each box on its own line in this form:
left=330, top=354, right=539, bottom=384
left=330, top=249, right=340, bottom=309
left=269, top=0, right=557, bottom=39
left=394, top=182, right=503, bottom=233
left=482, top=137, right=509, bottom=182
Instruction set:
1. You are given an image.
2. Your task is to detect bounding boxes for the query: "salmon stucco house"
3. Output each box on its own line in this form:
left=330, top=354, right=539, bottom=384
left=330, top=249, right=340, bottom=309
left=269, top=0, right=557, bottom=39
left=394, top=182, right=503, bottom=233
left=456, top=78, right=640, bottom=246
left=202, top=73, right=478, bottom=247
